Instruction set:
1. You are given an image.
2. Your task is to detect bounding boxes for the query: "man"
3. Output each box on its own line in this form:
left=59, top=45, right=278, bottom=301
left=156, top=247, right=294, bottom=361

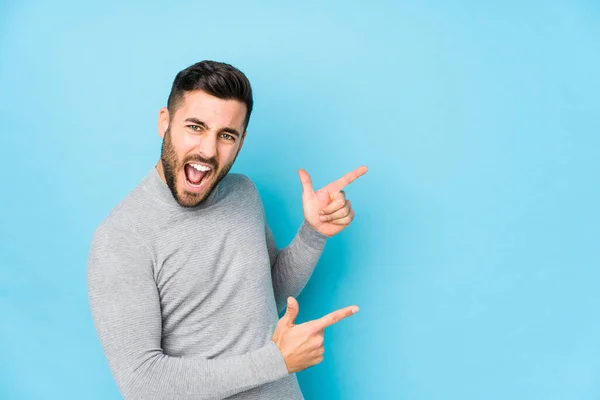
left=87, top=60, right=368, bottom=399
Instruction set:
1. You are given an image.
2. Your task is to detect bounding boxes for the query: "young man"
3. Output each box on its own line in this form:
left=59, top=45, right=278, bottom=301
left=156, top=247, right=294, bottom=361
left=87, top=60, right=367, bottom=399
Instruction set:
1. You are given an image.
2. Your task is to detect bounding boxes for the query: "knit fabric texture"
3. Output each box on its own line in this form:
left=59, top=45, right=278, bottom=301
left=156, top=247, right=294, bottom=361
left=87, top=166, right=328, bottom=399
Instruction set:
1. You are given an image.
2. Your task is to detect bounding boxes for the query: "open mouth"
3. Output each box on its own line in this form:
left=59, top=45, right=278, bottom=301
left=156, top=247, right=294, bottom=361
left=184, top=162, right=213, bottom=191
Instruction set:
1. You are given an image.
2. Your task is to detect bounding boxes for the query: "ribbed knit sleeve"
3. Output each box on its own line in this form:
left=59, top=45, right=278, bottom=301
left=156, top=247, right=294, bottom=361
left=266, top=220, right=328, bottom=314
left=87, top=222, right=289, bottom=400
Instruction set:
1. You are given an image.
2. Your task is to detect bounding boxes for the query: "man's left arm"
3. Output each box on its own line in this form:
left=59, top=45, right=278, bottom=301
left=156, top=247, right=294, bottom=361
left=266, top=220, right=327, bottom=314
left=267, top=166, right=368, bottom=314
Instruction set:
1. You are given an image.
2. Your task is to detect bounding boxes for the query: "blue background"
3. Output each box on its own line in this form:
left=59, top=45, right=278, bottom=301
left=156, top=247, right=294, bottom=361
left=1, top=1, right=599, bottom=399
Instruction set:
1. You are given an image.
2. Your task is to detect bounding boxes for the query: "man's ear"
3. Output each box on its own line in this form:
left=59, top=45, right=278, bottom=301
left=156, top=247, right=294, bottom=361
left=158, top=107, right=170, bottom=139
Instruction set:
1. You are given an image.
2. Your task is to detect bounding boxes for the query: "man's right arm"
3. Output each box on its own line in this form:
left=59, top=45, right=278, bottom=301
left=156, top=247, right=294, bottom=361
left=86, top=222, right=289, bottom=400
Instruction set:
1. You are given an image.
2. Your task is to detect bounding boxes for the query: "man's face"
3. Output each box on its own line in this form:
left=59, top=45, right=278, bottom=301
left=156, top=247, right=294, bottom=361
left=157, top=90, right=247, bottom=208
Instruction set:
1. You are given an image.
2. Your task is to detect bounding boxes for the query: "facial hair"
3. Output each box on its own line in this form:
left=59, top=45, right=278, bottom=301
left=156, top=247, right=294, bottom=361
left=160, top=127, right=235, bottom=208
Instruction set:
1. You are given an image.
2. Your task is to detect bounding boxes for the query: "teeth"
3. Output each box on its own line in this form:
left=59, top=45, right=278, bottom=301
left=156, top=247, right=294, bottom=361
left=189, top=163, right=211, bottom=172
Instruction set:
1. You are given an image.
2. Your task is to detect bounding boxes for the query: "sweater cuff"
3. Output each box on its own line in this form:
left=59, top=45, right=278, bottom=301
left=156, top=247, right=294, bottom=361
left=297, top=220, right=329, bottom=250
left=249, top=340, right=290, bottom=382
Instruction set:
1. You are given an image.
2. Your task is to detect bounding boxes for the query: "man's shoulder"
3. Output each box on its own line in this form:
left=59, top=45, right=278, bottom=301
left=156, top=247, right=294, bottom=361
left=220, top=172, right=259, bottom=196
left=92, top=177, right=152, bottom=240
left=92, top=198, right=140, bottom=242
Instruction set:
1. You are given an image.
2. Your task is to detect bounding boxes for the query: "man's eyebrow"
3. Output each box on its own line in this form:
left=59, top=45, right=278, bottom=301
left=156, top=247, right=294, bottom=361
left=184, top=118, right=208, bottom=128
left=184, top=118, right=241, bottom=138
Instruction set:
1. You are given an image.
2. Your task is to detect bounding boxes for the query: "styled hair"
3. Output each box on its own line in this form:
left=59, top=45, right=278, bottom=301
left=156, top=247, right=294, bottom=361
left=167, top=60, right=253, bottom=130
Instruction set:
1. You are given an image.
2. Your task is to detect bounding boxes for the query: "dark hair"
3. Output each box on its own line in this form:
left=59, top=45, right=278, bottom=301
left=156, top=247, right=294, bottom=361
left=167, top=60, right=253, bottom=130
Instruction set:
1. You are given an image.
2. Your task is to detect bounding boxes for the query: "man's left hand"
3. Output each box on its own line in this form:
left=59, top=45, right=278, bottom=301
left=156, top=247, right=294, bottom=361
left=298, top=166, right=368, bottom=237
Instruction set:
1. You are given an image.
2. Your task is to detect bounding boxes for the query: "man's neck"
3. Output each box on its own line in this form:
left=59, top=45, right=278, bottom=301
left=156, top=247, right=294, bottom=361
left=155, top=161, right=167, bottom=184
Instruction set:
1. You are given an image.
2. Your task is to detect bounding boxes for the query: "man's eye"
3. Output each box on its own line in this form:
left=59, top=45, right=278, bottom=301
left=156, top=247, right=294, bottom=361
left=188, top=125, right=201, bottom=131
left=220, top=133, right=235, bottom=141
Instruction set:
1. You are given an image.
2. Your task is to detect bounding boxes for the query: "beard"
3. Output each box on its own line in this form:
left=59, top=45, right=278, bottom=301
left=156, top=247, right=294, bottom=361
left=160, top=127, right=235, bottom=208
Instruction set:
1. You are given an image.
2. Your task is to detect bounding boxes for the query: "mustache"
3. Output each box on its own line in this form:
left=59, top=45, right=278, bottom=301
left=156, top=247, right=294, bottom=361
left=183, top=156, right=218, bottom=170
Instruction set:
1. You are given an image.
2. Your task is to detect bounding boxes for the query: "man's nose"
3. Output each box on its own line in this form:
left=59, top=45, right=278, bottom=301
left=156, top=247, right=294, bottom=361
left=198, top=133, right=218, bottom=159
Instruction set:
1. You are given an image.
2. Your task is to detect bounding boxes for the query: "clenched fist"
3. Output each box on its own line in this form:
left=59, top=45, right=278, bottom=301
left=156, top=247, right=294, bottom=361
left=272, top=296, right=359, bottom=374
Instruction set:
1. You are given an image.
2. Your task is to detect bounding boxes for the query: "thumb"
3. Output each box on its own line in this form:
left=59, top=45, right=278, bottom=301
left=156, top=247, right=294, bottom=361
left=282, top=296, right=299, bottom=326
left=298, top=169, right=314, bottom=194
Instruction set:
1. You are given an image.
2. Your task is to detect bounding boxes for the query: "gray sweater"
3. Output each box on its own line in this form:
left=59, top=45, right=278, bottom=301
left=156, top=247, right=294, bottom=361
left=87, top=166, right=328, bottom=399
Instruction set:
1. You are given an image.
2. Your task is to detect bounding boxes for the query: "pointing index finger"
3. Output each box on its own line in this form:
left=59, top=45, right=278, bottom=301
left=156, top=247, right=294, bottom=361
left=313, top=305, right=359, bottom=330
left=324, top=165, right=368, bottom=194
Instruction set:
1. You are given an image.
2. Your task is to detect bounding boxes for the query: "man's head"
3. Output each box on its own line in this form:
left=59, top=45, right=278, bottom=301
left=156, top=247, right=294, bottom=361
left=156, top=60, right=253, bottom=208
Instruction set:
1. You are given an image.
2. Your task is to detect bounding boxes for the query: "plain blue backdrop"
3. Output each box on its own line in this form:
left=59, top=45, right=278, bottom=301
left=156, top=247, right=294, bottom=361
left=1, top=0, right=599, bottom=399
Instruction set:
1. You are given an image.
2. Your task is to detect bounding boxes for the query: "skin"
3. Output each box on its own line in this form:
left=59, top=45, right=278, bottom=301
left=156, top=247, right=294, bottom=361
left=155, top=88, right=368, bottom=372
left=156, top=89, right=247, bottom=208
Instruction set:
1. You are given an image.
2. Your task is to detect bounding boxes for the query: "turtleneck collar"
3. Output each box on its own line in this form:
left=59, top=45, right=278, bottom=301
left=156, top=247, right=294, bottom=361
left=143, top=165, right=221, bottom=212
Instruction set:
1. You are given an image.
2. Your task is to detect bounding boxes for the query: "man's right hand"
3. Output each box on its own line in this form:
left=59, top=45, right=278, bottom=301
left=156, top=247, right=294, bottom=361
left=271, top=296, right=359, bottom=374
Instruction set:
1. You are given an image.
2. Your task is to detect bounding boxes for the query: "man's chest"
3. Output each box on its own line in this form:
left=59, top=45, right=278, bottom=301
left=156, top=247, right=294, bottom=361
left=149, top=203, right=273, bottom=319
